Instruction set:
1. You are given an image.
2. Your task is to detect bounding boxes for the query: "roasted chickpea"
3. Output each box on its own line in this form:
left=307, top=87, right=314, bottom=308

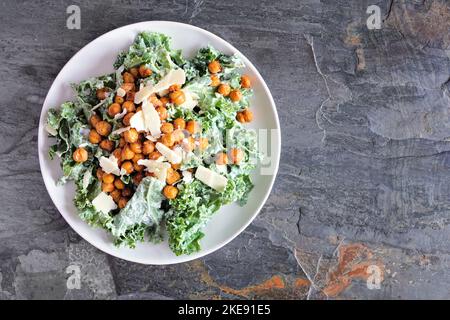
left=114, top=96, right=125, bottom=104
left=166, top=167, right=181, bottom=185
left=119, top=137, right=126, bottom=148
left=121, top=161, right=134, bottom=175
left=229, top=148, right=244, bottom=164
left=172, top=129, right=186, bottom=142
left=122, top=187, right=132, bottom=197
left=122, top=101, right=136, bottom=113
left=90, top=114, right=101, bottom=127
left=182, top=136, right=195, bottom=152
left=216, top=152, right=229, bottom=165
left=160, top=96, right=169, bottom=107
left=148, top=151, right=162, bottom=160
left=229, top=89, right=242, bottom=102
left=118, top=197, right=129, bottom=209
left=134, top=162, right=144, bottom=172
left=120, top=82, right=135, bottom=93
left=132, top=153, right=144, bottom=164
left=169, top=90, right=186, bottom=106
left=89, top=129, right=102, bottom=144
left=197, top=137, right=209, bottom=151
left=236, top=112, right=246, bottom=123
left=171, top=163, right=181, bottom=170
left=124, top=128, right=139, bottom=143
left=217, top=83, right=231, bottom=96
left=129, top=141, right=142, bottom=154
left=156, top=106, right=168, bottom=120
left=208, top=60, right=221, bottom=74
left=126, top=91, right=135, bottom=102
left=133, top=172, right=144, bottom=185
left=96, top=88, right=110, bottom=100
left=186, top=120, right=200, bottom=135
left=242, top=109, right=253, bottom=122
left=95, top=121, right=112, bottom=137
left=96, top=168, right=105, bottom=180
left=102, top=182, right=115, bottom=193
left=210, top=74, right=220, bottom=87
left=112, top=148, right=122, bottom=165
left=169, top=84, right=181, bottom=92
left=102, top=173, right=115, bottom=184
left=173, top=118, right=186, bottom=130
left=129, top=67, right=139, bottom=78
left=73, top=147, right=88, bottom=163
left=99, top=139, right=115, bottom=152
left=149, top=94, right=163, bottom=108
left=161, top=133, right=175, bottom=147
left=122, top=71, right=135, bottom=83
left=163, top=185, right=179, bottom=199
left=123, top=112, right=134, bottom=126
left=142, top=140, right=155, bottom=155
left=114, top=178, right=125, bottom=190
left=161, top=122, right=174, bottom=134
left=241, top=75, right=251, bottom=88
left=136, top=106, right=143, bottom=112
left=107, top=103, right=121, bottom=117
left=138, top=65, right=152, bottom=78
left=110, top=189, right=121, bottom=203
left=121, top=145, right=135, bottom=160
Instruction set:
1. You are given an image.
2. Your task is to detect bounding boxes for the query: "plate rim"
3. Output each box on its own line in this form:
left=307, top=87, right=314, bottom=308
left=38, top=21, right=281, bottom=265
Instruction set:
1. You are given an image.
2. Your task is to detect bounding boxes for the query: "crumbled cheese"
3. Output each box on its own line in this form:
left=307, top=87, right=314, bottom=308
left=134, top=69, right=186, bottom=104
left=195, top=165, right=228, bottom=192
left=142, top=98, right=161, bottom=136
left=156, top=142, right=182, bottom=164
left=182, top=170, right=193, bottom=183
left=99, top=154, right=121, bottom=176
left=92, top=192, right=117, bottom=214
left=137, top=159, right=171, bottom=182
left=114, top=108, right=127, bottom=120
left=129, top=111, right=146, bottom=132
left=116, top=87, right=126, bottom=97
left=111, top=126, right=131, bottom=136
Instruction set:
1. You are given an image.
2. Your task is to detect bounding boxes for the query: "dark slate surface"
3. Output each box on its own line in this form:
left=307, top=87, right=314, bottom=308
left=0, top=0, right=449, bottom=299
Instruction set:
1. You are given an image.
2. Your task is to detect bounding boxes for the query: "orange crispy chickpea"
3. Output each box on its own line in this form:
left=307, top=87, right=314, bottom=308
left=122, top=187, right=132, bottom=197
left=186, top=120, right=200, bottom=135
left=156, top=106, right=168, bottom=120
left=166, top=168, right=181, bottom=185
left=121, top=145, right=135, bottom=161
left=133, top=172, right=144, bottom=185
left=114, top=178, right=125, bottom=190
left=96, top=168, right=105, bottom=180
left=89, top=129, right=102, bottom=144
left=114, top=96, right=125, bottom=104
left=172, top=129, right=186, bottom=143
left=242, top=109, right=253, bottom=122
left=110, top=189, right=121, bottom=203
left=129, top=141, right=142, bottom=154
left=229, top=148, right=244, bottom=165
left=102, top=173, right=115, bottom=184
left=102, top=183, right=114, bottom=193
left=142, top=140, right=155, bottom=155
left=99, top=139, right=115, bottom=152
left=161, top=133, right=175, bottom=147
left=90, top=114, right=101, bottom=127
left=126, top=91, right=135, bottom=102
left=120, top=82, right=135, bottom=93
left=122, top=72, right=135, bottom=83
left=118, top=137, right=126, bottom=148
left=123, top=112, right=134, bottom=126
left=73, top=147, right=88, bottom=163
left=139, top=65, right=152, bottom=78
left=148, top=151, right=162, bottom=160
left=216, top=152, right=229, bottom=165
left=132, top=153, right=144, bottom=164
left=210, top=74, right=220, bottom=87
left=96, top=88, right=110, bottom=100
left=160, top=96, right=169, bottom=107
left=217, top=83, right=231, bottom=96
left=173, top=118, right=186, bottom=130
left=208, top=60, right=221, bottom=74
left=122, top=101, right=136, bottom=113
left=129, top=67, right=139, bottom=78
left=121, top=161, right=134, bottom=174
left=112, top=148, right=122, bottom=163
left=163, top=185, right=179, bottom=199
left=161, top=122, right=174, bottom=134
left=236, top=112, right=246, bottom=123
left=149, top=94, right=163, bottom=108
left=134, top=162, right=144, bottom=172
left=95, top=121, right=112, bottom=137
left=229, top=89, right=242, bottom=102
left=168, top=84, right=181, bottom=92
left=240, top=75, right=251, bottom=88
left=124, top=128, right=139, bottom=143
left=171, top=163, right=181, bottom=170
left=169, top=90, right=185, bottom=106
left=118, top=197, right=128, bottom=209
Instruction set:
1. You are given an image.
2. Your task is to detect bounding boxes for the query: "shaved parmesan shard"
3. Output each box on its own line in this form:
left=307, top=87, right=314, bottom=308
left=142, top=98, right=161, bottom=136
left=111, top=126, right=130, bottom=136
left=179, top=89, right=198, bottom=110
left=116, top=87, right=126, bottom=97
left=134, top=69, right=186, bottom=104
left=129, top=111, right=146, bottom=132
left=92, top=192, right=117, bottom=214
left=99, top=154, right=121, bottom=176
left=182, top=170, right=193, bottom=183
left=195, top=166, right=228, bottom=192
left=137, top=159, right=171, bottom=182
left=156, top=142, right=182, bottom=164
left=114, top=108, right=127, bottom=120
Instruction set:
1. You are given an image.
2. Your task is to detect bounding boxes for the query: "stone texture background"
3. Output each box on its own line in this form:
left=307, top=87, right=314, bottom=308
left=1, top=0, right=449, bottom=299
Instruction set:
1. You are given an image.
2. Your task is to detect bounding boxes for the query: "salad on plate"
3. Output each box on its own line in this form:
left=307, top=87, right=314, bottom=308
left=45, top=32, right=258, bottom=256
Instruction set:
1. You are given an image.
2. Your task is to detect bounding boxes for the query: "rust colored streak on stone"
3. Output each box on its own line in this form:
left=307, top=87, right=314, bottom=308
left=294, top=278, right=311, bottom=288
left=219, top=275, right=285, bottom=298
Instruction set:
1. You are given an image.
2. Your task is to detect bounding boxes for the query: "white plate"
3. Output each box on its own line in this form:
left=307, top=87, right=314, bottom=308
left=38, top=21, right=280, bottom=265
